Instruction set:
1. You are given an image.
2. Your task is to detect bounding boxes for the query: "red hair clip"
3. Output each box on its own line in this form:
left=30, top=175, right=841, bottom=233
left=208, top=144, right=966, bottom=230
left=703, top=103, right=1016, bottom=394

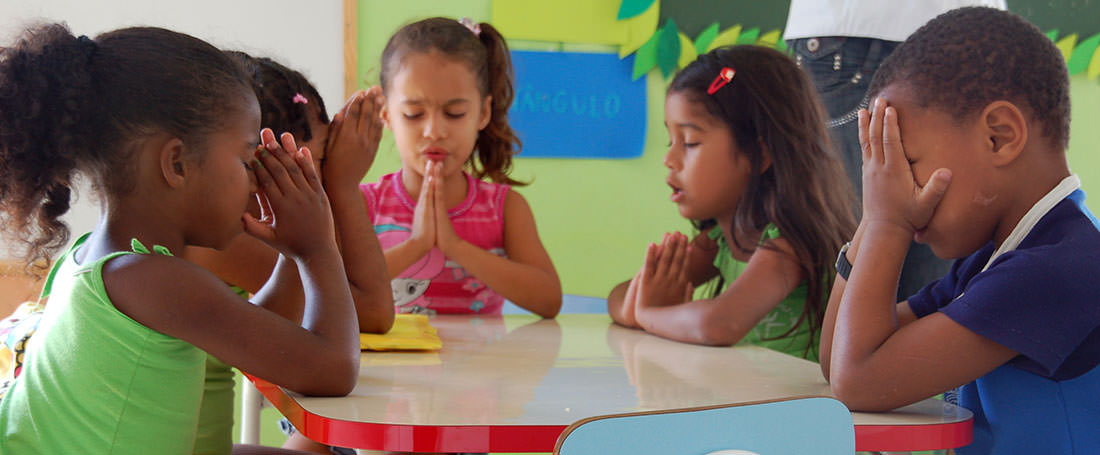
left=707, top=67, right=736, bottom=95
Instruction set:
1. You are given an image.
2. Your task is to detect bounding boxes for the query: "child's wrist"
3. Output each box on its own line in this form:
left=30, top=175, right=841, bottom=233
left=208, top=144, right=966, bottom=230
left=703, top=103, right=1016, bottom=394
left=439, top=237, right=471, bottom=259
left=324, top=185, right=364, bottom=204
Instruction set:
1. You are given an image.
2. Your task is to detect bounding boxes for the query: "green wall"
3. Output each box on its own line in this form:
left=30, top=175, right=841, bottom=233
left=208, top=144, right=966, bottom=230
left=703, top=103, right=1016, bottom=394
left=359, top=0, right=1100, bottom=298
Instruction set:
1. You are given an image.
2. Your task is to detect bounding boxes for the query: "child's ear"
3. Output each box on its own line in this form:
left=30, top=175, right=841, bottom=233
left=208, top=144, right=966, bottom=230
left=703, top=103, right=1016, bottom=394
left=478, top=95, right=493, bottom=131
left=982, top=100, right=1027, bottom=166
left=380, top=105, right=391, bottom=130
left=158, top=137, right=188, bottom=188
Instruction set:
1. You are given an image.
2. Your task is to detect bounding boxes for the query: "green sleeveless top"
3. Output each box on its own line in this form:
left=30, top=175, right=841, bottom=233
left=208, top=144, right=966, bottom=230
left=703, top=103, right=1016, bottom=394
left=0, top=234, right=206, bottom=454
left=193, top=285, right=249, bottom=455
left=709, top=226, right=819, bottom=360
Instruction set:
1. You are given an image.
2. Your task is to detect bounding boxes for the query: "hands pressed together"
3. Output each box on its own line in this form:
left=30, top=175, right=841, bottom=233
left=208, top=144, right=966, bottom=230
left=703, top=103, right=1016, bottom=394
left=619, top=232, right=696, bottom=328
left=321, top=86, right=385, bottom=188
left=244, top=128, right=336, bottom=261
left=406, top=159, right=465, bottom=258
left=243, top=87, right=387, bottom=263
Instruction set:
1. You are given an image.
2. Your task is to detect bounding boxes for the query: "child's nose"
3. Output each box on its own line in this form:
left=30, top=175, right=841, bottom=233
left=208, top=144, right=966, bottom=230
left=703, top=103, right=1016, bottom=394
left=423, top=113, right=445, bottom=141
left=663, top=147, right=679, bottom=169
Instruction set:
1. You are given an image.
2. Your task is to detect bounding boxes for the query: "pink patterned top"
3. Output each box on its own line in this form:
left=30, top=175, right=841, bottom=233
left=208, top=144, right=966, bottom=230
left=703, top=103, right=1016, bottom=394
left=361, top=170, right=510, bottom=314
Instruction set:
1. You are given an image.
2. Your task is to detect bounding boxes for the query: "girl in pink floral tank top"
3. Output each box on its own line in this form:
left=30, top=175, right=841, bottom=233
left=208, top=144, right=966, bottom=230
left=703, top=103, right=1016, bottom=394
left=365, top=17, right=562, bottom=317
left=362, top=170, right=511, bottom=314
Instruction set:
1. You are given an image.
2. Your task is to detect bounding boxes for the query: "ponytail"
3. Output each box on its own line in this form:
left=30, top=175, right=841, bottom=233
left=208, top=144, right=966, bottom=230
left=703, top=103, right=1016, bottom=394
left=470, top=22, right=524, bottom=186
left=0, top=24, right=97, bottom=270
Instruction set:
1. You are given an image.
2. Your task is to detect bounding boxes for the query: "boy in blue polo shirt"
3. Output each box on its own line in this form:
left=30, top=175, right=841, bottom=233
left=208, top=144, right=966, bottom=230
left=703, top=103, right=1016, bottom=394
left=819, top=7, right=1100, bottom=454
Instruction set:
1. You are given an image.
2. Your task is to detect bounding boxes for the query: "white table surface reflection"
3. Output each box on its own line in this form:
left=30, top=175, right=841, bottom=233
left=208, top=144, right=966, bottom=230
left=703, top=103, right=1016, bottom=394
left=250, top=314, right=971, bottom=453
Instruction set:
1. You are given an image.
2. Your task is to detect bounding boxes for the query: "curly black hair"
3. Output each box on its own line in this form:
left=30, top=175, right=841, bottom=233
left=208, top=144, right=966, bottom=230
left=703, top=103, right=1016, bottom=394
left=868, top=7, right=1070, bottom=150
left=0, top=23, right=252, bottom=268
left=227, top=52, right=328, bottom=142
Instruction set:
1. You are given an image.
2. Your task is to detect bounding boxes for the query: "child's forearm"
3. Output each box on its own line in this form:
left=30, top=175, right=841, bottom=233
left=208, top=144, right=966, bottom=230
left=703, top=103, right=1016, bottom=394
left=327, top=186, right=395, bottom=334
left=820, top=221, right=866, bottom=380
left=251, top=253, right=305, bottom=322
left=636, top=299, right=751, bottom=346
left=287, top=245, right=360, bottom=394
left=383, top=239, right=432, bottom=280
left=446, top=240, right=562, bottom=318
left=828, top=220, right=910, bottom=388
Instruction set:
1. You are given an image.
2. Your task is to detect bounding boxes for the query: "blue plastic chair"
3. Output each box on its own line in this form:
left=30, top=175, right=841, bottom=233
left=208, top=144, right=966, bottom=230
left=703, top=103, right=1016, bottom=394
left=554, top=397, right=854, bottom=455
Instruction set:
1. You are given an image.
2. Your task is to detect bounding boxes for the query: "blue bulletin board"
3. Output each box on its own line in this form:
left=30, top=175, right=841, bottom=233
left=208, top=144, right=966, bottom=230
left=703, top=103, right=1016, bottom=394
left=509, top=50, right=647, bottom=159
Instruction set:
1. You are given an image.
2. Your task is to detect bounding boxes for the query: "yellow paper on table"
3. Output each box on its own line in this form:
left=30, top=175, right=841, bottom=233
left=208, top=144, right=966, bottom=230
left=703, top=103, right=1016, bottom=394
left=360, top=314, right=442, bottom=351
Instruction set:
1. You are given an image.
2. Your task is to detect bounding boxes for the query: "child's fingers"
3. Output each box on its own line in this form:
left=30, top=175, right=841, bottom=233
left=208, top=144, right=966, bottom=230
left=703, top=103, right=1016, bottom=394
left=366, top=89, right=384, bottom=140
left=251, top=153, right=283, bottom=199
left=868, top=98, right=886, bottom=165
left=882, top=106, right=905, bottom=167
left=346, top=91, right=364, bottom=129
left=242, top=211, right=275, bottom=242
left=682, top=281, right=693, bottom=303
left=858, top=109, right=872, bottom=165
left=260, top=128, right=279, bottom=149
left=667, top=234, right=688, bottom=278
left=273, top=133, right=313, bottom=190
left=678, top=242, right=692, bottom=285
left=643, top=242, right=659, bottom=279
left=295, top=147, right=324, bottom=193
left=417, top=162, right=433, bottom=205
left=256, top=144, right=296, bottom=197
left=433, top=164, right=447, bottom=219
left=623, top=271, right=639, bottom=309
left=655, top=233, right=677, bottom=278
left=915, top=168, right=953, bottom=220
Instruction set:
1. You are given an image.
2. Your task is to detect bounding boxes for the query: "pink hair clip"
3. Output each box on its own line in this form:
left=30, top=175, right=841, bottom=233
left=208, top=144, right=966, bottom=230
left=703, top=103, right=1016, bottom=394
left=458, top=17, right=481, bottom=36
left=707, top=67, right=736, bottom=95
left=292, top=93, right=309, bottom=105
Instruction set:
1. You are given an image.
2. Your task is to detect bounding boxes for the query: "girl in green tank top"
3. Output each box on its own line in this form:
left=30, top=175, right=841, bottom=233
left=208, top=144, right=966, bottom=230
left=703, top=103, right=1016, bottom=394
left=0, top=24, right=366, bottom=455
left=183, top=53, right=396, bottom=455
left=608, top=45, right=857, bottom=360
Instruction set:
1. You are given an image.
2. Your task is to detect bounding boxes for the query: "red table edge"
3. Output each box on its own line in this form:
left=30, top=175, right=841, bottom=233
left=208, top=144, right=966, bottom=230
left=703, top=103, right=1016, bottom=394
left=248, top=375, right=973, bottom=452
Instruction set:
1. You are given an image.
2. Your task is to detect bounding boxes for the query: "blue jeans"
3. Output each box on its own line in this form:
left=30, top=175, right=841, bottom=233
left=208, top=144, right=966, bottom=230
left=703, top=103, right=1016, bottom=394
left=790, top=37, right=952, bottom=301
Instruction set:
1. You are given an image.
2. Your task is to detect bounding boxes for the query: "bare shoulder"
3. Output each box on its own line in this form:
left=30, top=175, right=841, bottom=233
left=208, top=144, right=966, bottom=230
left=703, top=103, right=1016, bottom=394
left=503, top=188, right=532, bottom=215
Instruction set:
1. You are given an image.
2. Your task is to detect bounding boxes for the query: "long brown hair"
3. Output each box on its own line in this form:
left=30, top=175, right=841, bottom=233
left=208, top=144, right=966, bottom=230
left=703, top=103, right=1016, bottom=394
left=380, top=17, right=525, bottom=186
left=670, top=45, right=857, bottom=356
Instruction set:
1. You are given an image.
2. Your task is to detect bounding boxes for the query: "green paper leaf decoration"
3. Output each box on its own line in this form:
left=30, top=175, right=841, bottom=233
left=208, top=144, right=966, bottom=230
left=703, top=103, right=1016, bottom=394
left=757, top=29, right=782, bottom=48
left=1056, top=34, right=1078, bottom=63
left=632, top=29, right=662, bottom=80
left=1067, top=33, right=1100, bottom=75
left=695, top=23, right=720, bottom=55
left=736, top=27, right=760, bottom=45
left=775, top=38, right=788, bottom=53
left=657, top=19, right=682, bottom=77
left=678, top=32, right=697, bottom=69
left=1047, top=29, right=1060, bottom=41
left=1089, top=43, right=1100, bottom=79
left=617, top=0, right=657, bottom=20
left=706, top=25, right=741, bottom=53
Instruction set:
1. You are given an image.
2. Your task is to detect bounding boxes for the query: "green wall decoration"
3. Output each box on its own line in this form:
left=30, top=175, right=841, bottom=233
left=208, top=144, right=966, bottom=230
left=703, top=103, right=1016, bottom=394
left=618, top=0, right=1100, bottom=81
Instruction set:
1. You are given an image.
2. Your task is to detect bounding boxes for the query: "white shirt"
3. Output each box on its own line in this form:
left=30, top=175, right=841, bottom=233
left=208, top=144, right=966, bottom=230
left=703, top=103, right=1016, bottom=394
left=784, top=0, right=1007, bottom=42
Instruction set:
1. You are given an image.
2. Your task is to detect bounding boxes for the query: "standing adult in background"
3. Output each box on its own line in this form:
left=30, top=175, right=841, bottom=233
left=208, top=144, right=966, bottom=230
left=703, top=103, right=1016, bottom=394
left=784, top=0, right=1006, bottom=300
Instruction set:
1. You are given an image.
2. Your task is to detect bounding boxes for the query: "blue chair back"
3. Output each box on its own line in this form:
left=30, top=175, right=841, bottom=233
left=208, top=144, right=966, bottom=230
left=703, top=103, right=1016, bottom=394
left=555, top=397, right=854, bottom=455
